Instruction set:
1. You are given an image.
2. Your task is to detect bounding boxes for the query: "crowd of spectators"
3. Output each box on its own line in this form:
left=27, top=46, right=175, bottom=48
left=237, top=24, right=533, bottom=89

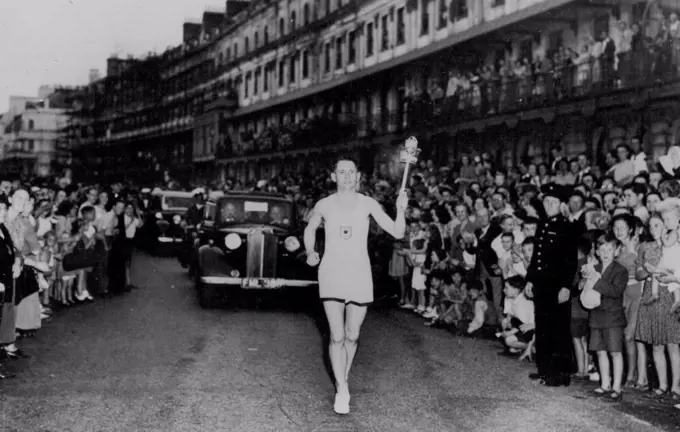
left=406, top=9, right=680, bottom=125
left=0, top=179, right=146, bottom=379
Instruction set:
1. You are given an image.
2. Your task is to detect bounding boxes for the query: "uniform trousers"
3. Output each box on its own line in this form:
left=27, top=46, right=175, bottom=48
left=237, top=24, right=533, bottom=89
left=534, top=289, right=572, bottom=379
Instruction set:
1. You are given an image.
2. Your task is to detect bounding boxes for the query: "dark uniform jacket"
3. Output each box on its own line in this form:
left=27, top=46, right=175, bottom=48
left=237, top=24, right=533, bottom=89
left=185, top=204, right=204, bottom=227
left=525, top=214, right=578, bottom=299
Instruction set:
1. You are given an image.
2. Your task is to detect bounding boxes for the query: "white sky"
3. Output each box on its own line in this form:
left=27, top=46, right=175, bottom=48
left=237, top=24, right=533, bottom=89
left=0, top=0, right=227, bottom=112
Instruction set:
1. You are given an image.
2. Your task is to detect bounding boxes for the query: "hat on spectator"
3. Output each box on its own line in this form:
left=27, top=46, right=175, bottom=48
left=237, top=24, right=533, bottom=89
left=541, top=183, right=568, bottom=202
left=569, top=189, right=586, bottom=201
left=518, top=183, right=539, bottom=196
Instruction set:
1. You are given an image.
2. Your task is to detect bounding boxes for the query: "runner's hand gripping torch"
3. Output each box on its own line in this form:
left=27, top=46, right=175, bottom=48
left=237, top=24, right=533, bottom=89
left=399, top=136, right=420, bottom=194
left=396, top=136, right=419, bottom=213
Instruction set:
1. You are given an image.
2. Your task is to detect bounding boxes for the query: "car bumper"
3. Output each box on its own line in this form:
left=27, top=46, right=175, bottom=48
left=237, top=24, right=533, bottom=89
left=201, top=276, right=318, bottom=289
left=158, top=236, right=183, bottom=243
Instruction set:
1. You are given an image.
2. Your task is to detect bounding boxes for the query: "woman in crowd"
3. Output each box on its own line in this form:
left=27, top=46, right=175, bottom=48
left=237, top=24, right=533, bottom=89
left=0, top=196, right=18, bottom=378
left=611, top=213, right=647, bottom=389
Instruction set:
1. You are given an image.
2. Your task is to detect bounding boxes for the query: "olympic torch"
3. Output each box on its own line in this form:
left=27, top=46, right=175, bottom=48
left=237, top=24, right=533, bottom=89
left=399, top=136, right=420, bottom=193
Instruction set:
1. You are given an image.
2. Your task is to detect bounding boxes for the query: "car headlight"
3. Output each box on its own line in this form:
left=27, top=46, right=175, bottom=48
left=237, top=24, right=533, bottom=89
left=284, top=236, right=300, bottom=252
left=225, top=233, right=242, bottom=250
left=155, top=212, right=162, bottom=219
left=173, top=214, right=181, bottom=224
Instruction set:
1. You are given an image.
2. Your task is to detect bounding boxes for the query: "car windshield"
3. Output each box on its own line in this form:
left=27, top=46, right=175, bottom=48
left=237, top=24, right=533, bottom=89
left=218, top=197, right=292, bottom=227
left=163, top=196, right=194, bottom=210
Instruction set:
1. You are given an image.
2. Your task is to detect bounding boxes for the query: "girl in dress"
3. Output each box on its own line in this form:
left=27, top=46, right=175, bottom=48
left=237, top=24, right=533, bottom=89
left=647, top=199, right=680, bottom=406
left=611, top=213, right=647, bottom=389
left=635, top=212, right=676, bottom=401
left=408, top=231, right=429, bottom=315
left=389, top=236, right=411, bottom=308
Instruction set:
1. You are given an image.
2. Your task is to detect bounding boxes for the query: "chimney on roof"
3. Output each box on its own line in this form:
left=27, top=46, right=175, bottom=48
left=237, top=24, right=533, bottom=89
left=202, top=11, right=224, bottom=35
left=225, top=1, right=249, bottom=18
left=88, top=69, right=101, bottom=84
left=183, top=22, right=202, bottom=44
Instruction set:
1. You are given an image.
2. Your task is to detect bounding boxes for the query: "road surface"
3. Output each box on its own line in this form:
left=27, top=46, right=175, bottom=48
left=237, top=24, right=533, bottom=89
left=1, top=253, right=677, bottom=432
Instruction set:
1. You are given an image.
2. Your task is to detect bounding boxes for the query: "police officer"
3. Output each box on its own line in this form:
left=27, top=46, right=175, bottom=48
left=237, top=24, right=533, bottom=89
left=525, top=183, right=578, bottom=387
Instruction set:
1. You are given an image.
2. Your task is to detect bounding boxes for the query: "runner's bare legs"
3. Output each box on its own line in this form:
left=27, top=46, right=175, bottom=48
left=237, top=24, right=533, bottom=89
left=344, top=304, right=367, bottom=382
left=324, top=301, right=348, bottom=394
left=322, top=302, right=368, bottom=392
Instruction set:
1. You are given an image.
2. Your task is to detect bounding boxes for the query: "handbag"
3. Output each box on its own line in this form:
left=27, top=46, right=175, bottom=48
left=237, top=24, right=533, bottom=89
left=62, top=238, right=98, bottom=272
left=15, top=268, right=40, bottom=305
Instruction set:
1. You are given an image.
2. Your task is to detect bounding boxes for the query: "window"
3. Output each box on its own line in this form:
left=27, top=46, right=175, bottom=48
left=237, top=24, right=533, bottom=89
left=420, top=0, right=429, bottom=35
left=450, top=0, right=468, bottom=21
left=304, top=4, right=310, bottom=24
left=326, top=0, right=331, bottom=14
left=279, top=18, right=285, bottom=36
left=291, top=11, right=297, bottom=31
left=255, top=31, right=259, bottom=48
left=264, top=65, right=270, bottom=92
left=28, top=119, right=35, bottom=131
left=234, top=43, right=238, bottom=57
left=438, top=0, right=447, bottom=29
left=278, top=61, right=285, bottom=86
left=254, top=67, right=261, bottom=95
left=245, top=71, right=251, bottom=98
left=381, top=15, right=389, bottom=51
left=593, top=14, right=609, bottom=40
left=491, top=0, right=505, bottom=6
left=324, top=42, right=331, bottom=72
left=348, top=30, right=356, bottom=64
left=245, top=37, right=249, bottom=53
left=519, top=38, right=533, bottom=62
left=264, top=26, right=269, bottom=44
left=302, top=51, right=310, bottom=78
left=289, top=54, right=296, bottom=82
left=336, top=36, right=343, bottom=69
left=548, top=30, right=563, bottom=53
left=366, top=22, right=374, bottom=56
left=396, top=8, right=405, bottom=44
left=27, top=140, right=34, bottom=151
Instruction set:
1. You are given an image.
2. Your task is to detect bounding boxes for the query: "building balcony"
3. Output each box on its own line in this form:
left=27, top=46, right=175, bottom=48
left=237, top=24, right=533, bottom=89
left=425, top=51, right=680, bottom=130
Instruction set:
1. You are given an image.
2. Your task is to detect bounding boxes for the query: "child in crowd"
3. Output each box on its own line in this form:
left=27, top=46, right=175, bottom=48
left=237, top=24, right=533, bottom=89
left=423, top=249, right=449, bottom=319
left=426, top=268, right=467, bottom=328
left=450, top=232, right=477, bottom=280
left=408, top=228, right=429, bottom=314
left=399, top=220, right=422, bottom=311
left=497, top=275, right=535, bottom=354
left=582, top=233, right=628, bottom=401
left=504, top=237, right=534, bottom=278
left=572, top=234, right=595, bottom=380
left=497, top=232, right=515, bottom=279
left=465, top=281, right=490, bottom=336
left=390, top=237, right=411, bottom=308
left=39, top=231, right=58, bottom=317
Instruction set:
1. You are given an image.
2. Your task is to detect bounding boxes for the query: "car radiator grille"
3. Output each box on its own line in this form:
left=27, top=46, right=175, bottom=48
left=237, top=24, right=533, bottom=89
left=246, top=229, right=278, bottom=278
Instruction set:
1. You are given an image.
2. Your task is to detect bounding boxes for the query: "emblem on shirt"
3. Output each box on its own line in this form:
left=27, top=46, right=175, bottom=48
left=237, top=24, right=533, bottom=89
left=340, top=225, right=352, bottom=239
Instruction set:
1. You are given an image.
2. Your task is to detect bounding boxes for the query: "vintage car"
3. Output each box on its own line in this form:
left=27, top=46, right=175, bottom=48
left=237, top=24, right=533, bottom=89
left=139, top=189, right=195, bottom=253
left=191, top=191, right=319, bottom=308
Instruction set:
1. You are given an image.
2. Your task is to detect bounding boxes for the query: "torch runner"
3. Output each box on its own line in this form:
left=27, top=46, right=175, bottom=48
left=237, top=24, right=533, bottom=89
left=399, top=136, right=420, bottom=194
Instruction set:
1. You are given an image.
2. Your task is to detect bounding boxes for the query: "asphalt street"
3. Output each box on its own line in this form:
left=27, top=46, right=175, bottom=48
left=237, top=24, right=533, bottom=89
left=1, top=253, right=679, bottom=432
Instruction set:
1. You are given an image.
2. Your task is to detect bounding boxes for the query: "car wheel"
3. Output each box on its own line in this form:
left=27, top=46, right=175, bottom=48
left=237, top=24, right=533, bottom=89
left=196, top=269, right=218, bottom=309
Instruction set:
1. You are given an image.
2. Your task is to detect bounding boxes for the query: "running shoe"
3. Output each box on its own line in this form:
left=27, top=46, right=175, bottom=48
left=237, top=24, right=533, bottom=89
left=334, top=392, right=350, bottom=415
